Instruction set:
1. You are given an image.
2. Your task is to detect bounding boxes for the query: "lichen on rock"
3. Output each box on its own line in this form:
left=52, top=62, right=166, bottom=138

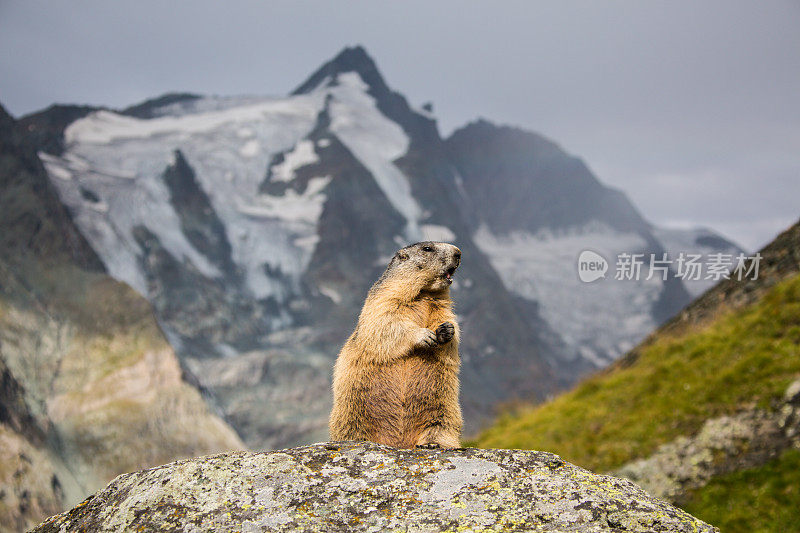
left=32, top=442, right=717, bottom=532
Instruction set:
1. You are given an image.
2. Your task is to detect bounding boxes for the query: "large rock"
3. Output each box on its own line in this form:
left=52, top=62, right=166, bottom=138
left=33, top=442, right=717, bottom=532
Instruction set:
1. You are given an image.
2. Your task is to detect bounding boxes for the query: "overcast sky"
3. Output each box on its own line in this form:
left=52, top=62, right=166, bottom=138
left=1, top=1, right=798, bottom=251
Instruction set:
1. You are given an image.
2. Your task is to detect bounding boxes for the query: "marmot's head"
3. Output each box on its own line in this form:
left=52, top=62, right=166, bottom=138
left=385, top=241, right=462, bottom=293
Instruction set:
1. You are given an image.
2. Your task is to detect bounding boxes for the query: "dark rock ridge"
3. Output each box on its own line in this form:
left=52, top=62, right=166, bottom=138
left=120, top=93, right=202, bottom=119
left=131, top=224, right=268, bottom=354
left=32, top=442, right=717, bottom=533
left=445, top=119, right=648, bottom=236
left=0, top=103, right=102, bottom=271
left=162, top=149, right=237, bottom=278
left=16, top=104, right=102, bottom=157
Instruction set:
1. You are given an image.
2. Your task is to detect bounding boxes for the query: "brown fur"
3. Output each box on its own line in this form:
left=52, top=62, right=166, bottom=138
left=329, top=241, right=463, bottom=448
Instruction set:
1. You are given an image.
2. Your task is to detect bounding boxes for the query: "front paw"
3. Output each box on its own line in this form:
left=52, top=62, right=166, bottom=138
left=415, top=328, right=439, bottom=349
left=435, top=322, right=455, bottom=344
left=416, top=443, right=441, bottom=449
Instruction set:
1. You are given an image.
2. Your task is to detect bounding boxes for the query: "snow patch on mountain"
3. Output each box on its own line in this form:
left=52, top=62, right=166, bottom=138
left=41, top=158, right=72, bottom=181
left=269, top=140, right=319, bottom=182
left=237, top=176, right=331, bottom=225
left=319, top=285, right=343, bottom=304
left=320, top=72, right=423, bottom=240
left=239, top=139, right=261, bottom=158
left=474, top=223, right=663, bottom=365
left=65, top=98, right=321, bottom=145
left=46, top=66, right=440, bottom=308
left=48, top=94, right=334, bottom=301
left=42, top=150, right=222, bottom=294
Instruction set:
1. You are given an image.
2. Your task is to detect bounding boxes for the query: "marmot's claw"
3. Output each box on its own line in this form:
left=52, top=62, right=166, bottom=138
left=416, top=443, right=441, bottom=449
left=436, top=322, right=455, bottom=344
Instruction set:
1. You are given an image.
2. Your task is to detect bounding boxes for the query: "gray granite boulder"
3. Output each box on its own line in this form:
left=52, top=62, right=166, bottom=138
left=32, top=442, right=717, bottom=532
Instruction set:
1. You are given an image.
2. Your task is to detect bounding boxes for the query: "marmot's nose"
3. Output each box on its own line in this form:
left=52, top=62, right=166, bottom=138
left=452, top=246, right=461, bottom=267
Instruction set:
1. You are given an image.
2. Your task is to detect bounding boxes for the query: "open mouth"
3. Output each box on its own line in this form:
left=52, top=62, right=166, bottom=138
left=444, top=267, right=456, bottom=284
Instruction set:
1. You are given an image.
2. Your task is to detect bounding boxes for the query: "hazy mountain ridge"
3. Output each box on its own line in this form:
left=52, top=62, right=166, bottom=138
left=445, top=119, right=741, bottom=364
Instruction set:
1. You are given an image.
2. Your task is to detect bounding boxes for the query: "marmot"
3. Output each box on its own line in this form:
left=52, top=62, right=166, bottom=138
left=329, top=241, right=463, bottom=449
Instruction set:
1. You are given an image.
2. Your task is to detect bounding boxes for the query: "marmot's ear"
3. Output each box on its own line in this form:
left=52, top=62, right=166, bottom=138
left=398, top=251, right=409, bottom=261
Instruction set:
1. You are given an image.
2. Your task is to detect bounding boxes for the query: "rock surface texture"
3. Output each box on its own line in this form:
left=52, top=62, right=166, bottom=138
left=32, top=442, right=717, bottom=532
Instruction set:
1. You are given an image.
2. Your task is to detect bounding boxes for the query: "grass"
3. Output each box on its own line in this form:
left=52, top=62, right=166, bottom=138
left=472, top=273, right=800, bottom=472
left=682, top=448, right=800, bottom=533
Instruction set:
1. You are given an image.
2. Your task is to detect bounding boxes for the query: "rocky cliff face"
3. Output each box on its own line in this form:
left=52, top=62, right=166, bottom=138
left=0, top=103, right=245, bottom=532
left=31, top=442, right=718, bottom=533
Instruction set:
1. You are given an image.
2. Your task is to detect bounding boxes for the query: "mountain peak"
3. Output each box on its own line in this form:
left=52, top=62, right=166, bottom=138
left=292, top=45, right=389, bottom=96
left=330, top=44, right=374, bottom=68
left=292, top=45, right=440, bottom=146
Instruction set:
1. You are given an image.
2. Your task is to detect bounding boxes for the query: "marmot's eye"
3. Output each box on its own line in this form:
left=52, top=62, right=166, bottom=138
left=422, top=246, right=434, bottom=252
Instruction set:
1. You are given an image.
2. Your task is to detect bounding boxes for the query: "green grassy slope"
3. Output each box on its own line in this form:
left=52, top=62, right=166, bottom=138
left=475, top=272, right=800, bottom=472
